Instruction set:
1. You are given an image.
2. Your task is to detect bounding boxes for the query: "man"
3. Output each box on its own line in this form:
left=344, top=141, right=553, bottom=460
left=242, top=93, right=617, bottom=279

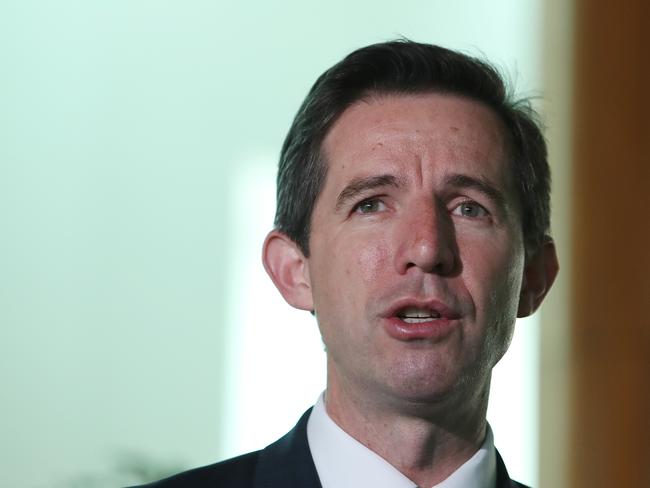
left=137, top=40, right=558, bottom=487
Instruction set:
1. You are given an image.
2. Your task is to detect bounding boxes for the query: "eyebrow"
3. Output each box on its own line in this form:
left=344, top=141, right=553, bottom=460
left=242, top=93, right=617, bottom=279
left=444, top=173, right=509, bottom=212
left=335, top=174, right=403, bottom=211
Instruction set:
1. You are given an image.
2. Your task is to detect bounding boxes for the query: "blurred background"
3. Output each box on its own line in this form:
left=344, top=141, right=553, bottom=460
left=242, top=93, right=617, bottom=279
left=1, top=1, right=647, bottom=487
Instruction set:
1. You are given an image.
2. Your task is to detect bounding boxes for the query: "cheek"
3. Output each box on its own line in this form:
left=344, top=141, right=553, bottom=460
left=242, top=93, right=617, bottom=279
left=464, top=240, right=524, bottom=368
left=355, top=237, right=391, bottom=285
left=311, top=233, right=389, bottom=305
left=485, top=263, right=523, bottom=326
left=461, top=235, right=525, bottom=309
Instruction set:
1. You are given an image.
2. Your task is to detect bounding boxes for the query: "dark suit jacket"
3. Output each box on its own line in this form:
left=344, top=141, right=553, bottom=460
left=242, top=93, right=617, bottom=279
left=131, top=409, right=529, bottom=488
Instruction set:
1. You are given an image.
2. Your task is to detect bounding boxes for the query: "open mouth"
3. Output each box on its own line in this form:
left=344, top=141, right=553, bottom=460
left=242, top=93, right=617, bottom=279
left=396, top=306, right=443, bottom=323
left=384, top=300, right=459, bottom=340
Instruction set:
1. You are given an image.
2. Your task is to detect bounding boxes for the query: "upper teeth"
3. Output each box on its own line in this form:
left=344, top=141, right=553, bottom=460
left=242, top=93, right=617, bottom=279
left=398, top=307, right=441, bottom=322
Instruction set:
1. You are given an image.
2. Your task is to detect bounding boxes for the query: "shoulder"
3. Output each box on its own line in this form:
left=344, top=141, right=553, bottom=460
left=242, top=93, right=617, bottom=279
left=510, top=481, right=530, bottom=488
left=495, top=449, right=531, bottom=488
left=510, top=480, right=530, bottom=488
left=126, top=451, right=259, bottom=488
left=125, top=408, right=317, bottom=488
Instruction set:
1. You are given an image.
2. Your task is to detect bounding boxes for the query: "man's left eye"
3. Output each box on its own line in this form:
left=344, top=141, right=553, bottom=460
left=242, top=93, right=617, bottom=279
left=453, top=201, right=488, bottom=218
left=354, top=198, right=386, bottom=214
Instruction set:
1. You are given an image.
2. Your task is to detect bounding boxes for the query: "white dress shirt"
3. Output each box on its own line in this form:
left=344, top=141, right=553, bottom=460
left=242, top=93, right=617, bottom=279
left=307, top=393, right=497, bottom=488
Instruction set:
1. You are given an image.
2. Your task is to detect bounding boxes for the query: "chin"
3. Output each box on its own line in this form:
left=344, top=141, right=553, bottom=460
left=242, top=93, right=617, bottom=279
left=383, top=360, right=489, bottom=407
left=384, top=372, right=460, bottom=404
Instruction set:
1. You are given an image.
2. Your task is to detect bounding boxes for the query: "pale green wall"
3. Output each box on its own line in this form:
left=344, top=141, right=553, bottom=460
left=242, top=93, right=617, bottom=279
left=0, top=1, right=544, bottom=486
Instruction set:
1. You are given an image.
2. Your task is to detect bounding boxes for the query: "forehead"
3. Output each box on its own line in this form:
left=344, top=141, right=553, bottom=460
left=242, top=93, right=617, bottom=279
left=319, top=93, right=513, bottom=190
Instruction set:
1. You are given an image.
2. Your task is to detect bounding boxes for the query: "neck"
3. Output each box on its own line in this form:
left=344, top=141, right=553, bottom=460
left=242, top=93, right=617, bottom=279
left=324, top=368, right=491, bottom=487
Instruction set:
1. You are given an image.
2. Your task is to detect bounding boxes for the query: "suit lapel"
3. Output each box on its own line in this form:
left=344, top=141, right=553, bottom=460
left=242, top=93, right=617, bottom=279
left=253, top=409, right=322, bottom=488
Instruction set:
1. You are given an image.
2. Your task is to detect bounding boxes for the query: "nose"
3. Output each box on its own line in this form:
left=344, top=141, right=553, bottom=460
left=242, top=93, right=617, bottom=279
left=394, top=199, right=457, bottom=276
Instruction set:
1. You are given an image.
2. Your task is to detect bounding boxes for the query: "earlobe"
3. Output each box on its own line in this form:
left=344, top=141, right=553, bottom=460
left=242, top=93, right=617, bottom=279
left=517, top=238, right=559, bottom=317
left=262, top=230, right=314, bottom=311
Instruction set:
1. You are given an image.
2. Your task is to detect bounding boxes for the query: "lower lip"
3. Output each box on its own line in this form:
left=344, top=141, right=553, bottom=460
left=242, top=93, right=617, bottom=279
left=383, top=317, right=458, bottom=341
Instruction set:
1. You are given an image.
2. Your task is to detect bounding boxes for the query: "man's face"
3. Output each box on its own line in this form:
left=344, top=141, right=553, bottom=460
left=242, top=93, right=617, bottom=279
left=305, top=93, right=528, bottom=405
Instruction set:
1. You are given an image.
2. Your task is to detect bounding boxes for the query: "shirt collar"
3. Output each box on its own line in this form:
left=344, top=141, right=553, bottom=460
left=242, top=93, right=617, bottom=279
left=306, top=393, right=497, bottom=488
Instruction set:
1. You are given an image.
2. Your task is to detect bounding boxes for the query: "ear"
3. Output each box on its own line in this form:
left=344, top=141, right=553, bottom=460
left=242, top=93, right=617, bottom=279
left=517, top=237, right=559, bottom=317
left=262, top=230, right=314, bottom=311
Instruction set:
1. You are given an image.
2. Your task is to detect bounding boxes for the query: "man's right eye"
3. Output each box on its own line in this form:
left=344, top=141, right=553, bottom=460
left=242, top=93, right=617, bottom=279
left=354, top=198, right=386, bottom=214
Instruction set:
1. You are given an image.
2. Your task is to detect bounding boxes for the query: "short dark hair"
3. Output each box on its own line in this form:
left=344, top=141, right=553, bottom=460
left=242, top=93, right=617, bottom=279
left=274, top=40, right=550, bottom=257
